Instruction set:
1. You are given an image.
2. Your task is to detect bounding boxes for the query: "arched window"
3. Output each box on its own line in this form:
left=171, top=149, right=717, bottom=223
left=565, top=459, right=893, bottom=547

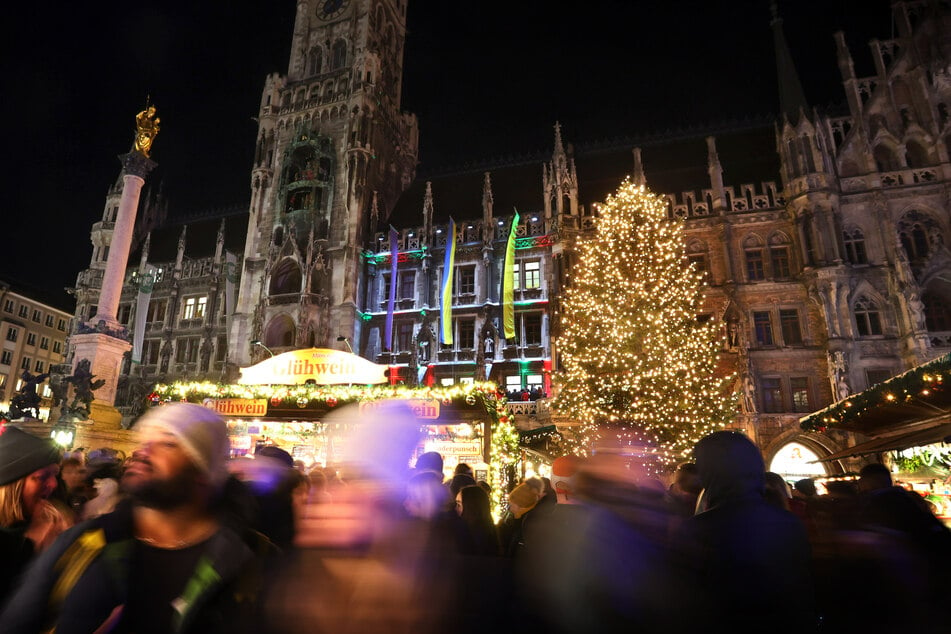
left=905, top=139, right=930, bottom=168
left=743, top=235, right=766, bottom=281
left=873, top=144, right=901, bottom=172
left=768, top=232, right=793, bottom=278
left=308, top=48, right=323, bottom=76
left=331, top=39, right=347, bottom=70
left=853, top=296, right=883, bottom=337
left=898, top=210, right=938, bottom=263
left=686, top=240, right=708, bottom=278
left=269, top=259, right=302, bottom=295
left=264, top=314, right=296, bottom=349
left=923, top=292, right=951, bottom=332
left=842, top=228, right=867, bottom=265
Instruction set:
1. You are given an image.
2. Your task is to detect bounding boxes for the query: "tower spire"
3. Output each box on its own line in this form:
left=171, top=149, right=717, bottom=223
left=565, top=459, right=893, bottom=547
left=770, top=2, right=810, bottom=125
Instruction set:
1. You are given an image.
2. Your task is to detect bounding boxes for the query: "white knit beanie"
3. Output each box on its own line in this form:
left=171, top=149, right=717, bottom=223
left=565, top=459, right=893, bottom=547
left=136, top=403, right=230, bottom=488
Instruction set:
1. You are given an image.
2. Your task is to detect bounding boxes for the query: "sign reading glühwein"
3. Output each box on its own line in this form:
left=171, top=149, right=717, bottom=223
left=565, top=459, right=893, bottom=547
left=237, top=348, right=388, bottom=385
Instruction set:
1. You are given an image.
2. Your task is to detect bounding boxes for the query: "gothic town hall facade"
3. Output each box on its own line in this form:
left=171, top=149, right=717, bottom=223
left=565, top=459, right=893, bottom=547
left=68, top=0, right=951, bottom=475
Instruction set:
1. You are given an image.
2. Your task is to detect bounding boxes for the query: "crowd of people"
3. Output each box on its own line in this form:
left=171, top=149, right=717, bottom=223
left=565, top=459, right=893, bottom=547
left=1, top=405, right=950, bottom=633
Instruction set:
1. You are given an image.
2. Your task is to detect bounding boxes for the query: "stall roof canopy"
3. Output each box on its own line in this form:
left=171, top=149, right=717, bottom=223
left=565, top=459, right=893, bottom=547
left=800, top=352, right=951, bottom=456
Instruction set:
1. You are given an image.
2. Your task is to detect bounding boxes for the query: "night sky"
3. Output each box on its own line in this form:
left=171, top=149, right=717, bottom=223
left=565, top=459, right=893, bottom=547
left=3, top=0, right=893, bottom=307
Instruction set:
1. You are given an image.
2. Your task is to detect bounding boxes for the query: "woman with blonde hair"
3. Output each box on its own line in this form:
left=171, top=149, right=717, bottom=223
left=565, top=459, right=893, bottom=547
left=0, top=427, right=71, bottom=606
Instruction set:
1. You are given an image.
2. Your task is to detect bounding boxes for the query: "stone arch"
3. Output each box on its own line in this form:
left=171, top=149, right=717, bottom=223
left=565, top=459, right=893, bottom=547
left=269, top=258, right=302, bottom=295
left=264, top=314, right=296, bottom=348
left=873, top=142, right=901, bottom=171
left=904, top=137, right=932, bottom=168
left=897, top=209, right=942, bottom=263
left=762, top=430, right=844, bottom=478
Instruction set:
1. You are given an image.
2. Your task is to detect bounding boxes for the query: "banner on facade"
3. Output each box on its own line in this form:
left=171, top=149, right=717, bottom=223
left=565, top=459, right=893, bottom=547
left=385, top=226, right=399, bottom=351
left=440, top=218, right=457, bottom=345
left=502, top=210, right=520, bottom=339
left=131, top=264, right=157, bottom=364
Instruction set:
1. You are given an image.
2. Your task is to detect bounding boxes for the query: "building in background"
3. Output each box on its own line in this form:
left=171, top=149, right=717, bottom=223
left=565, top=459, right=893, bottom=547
left=68, top=1, right=951, bottom=472
left=0, top=281, right=72, bottom=418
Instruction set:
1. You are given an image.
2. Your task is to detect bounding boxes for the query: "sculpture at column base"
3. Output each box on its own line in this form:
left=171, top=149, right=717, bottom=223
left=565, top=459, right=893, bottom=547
left=77, top=318, right=131, bottom=342
left=57, top=359, right=106, bottom=423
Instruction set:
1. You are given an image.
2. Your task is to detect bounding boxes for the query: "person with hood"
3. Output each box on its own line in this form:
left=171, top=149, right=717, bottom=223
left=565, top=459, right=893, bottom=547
left=677, top=430, right=817, bottom=634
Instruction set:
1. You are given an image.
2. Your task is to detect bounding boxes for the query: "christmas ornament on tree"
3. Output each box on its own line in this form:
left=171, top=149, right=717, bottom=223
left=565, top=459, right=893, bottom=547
left=553, top=177, right=735, bottom=468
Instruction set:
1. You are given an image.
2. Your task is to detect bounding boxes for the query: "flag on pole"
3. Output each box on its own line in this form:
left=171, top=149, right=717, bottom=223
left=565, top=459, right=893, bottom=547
left=440, top=218, right=457, bottom=345
left=385, top=226, right=399, bottom=351
left=502, top=209, right=520, bottom=339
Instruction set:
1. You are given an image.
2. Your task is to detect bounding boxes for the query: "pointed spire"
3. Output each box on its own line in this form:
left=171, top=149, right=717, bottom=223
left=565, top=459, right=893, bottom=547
left=771, top=2, right=810, bottom=125
left=482, top=172, right=494, bottom=245
left=422, top=181, right=434, bottom=240
left=370, top=190, right=380, bottom=234
left=175, top=225, right=187, bottom=270
left=631, top=148, right=646, bottom=187
left=139, top=232, right=151, bottom=272
left=215, top=219, right=226, bottom=262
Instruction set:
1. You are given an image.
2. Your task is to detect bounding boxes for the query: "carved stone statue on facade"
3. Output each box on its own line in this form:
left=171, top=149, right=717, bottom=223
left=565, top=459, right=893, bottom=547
left=827, top=351, right=850, bottom=401
left=134, top=104, right=161, bottom=157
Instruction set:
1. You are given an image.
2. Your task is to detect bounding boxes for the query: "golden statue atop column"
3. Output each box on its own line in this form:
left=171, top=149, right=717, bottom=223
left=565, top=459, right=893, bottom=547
left=133, top=103, right=160, bottom=157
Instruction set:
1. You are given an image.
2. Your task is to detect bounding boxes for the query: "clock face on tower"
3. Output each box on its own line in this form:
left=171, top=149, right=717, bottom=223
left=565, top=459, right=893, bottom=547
left=317, top=0, right=350, bottom=21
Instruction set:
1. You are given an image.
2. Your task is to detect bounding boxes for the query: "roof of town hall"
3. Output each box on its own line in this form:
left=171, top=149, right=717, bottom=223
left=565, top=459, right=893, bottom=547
left=388, top=116, right=782, bottom=229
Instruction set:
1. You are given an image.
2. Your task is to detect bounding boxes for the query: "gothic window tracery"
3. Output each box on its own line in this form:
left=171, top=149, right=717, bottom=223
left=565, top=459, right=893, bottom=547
left=768, top=232, right=793, bottom=278
left=853, top=295, right=884, bottom=337
left=898, top=210, right=940, bottom=264
left=331, top=39, right=347, bottom=70
left=843, top=228, right=868, bottom=264
left=922, top=292, right=951, bottom=332
left=308, top=47, right=323, bottom=76
left=743, top=234, right=766, bottom=281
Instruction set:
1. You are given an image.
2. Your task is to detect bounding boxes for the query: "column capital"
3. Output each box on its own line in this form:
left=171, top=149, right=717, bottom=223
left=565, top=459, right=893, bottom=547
left=118, top=151, right=157, bottom=179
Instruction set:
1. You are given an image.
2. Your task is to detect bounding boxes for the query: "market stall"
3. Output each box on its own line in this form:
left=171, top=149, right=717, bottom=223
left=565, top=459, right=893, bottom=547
left=800, top=352, right=951, bottom=519
left=149, top=347, right=522, bottom=514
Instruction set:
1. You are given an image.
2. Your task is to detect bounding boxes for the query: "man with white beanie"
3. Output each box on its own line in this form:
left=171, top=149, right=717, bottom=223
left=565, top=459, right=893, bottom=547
left=0, top=402, right=274, bottom=633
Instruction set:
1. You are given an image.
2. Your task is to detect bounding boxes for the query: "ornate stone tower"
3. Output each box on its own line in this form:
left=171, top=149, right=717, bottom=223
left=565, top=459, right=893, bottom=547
left=229, top=0, right=419, bottom=365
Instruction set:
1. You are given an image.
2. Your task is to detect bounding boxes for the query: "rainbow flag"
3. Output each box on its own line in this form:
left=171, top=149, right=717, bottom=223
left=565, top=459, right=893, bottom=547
left=440, top=218, right=457, bottom=345
left=502, top=210, right=520, bottom=339
left=384, top=226, right=399, bottom=351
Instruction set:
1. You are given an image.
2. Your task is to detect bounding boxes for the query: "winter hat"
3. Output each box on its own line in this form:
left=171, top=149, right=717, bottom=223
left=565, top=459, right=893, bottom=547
left=136, top=403, right=230, bottom=488
left=551, top=455, right=580, bottom=494
left=508, top=482, right=539, bottom=518
left=256, top=445, right=294, bottom=469
left=0, top=426, right=61, bottom=486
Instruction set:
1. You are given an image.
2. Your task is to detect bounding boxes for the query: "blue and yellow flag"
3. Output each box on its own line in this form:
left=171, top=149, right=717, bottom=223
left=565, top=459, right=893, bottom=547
left=440, top=218, right=457, bottom=345
left=502, top=210, right=520, bottom=339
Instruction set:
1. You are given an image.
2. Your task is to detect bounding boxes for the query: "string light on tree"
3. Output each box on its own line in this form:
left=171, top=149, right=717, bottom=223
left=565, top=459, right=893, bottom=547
left=553, top=177, right=736, bottom=469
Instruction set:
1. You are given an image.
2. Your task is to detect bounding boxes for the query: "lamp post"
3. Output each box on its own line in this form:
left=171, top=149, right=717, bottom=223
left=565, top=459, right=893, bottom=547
left=250, top=340, right=275, bottom=358
left=336, top=335, right=353, bottom=353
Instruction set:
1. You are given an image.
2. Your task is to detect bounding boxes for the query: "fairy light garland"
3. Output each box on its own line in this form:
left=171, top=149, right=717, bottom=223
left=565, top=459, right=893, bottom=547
left=800, top=352, right=950, bottom=433
left=552, top=178, right=736, bottom=471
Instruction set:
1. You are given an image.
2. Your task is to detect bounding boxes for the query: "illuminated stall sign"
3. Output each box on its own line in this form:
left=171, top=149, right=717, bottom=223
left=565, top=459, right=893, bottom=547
left=204, top=398, right=268, bottom=417
left=237, top=348, right=388, bottom=385
left=358, top=398, right=441, bottom=420
left=425, top=440, right=483, bottom=457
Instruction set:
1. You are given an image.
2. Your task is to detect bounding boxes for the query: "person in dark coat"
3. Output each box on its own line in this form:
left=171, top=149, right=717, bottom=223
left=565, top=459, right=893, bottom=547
left=0, top=427, right=69, bottom=607
left=676, top=430, right=817, bottom=634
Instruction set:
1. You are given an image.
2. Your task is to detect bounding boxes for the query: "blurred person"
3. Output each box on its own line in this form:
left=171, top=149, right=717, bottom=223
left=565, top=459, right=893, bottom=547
left=80, top=452, right=124, bottom=520
left=414, top=450, right=445, bottom=480
left=449, top=472, right=477, bottom=500
left=764, top=471, right=792, bottom=511
left=245, top=445, right=302, bottom=552
left=517, top=452, right=690, bottom=633
left=54, top=456, right=90, bottom=521
left=456, top=484, right=501, bottom=557
left=499, top=482, right=539, bottom=558
left=677, top=430, right=816, bottom=634
left=0, top=403, right=276, bottom=633
left=0, top=427, right=69, bottom=606
left=454, top=462, right=474, bottom=478
left=264, top=400, right=468, bottom=634
left=664, top=461, right=702, bottom=519
left=306, top=467, right=333, bottom=504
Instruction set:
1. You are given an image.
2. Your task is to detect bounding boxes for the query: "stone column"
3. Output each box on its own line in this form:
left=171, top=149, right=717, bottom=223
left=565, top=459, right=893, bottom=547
left=90, top=151, right=156, bottom=330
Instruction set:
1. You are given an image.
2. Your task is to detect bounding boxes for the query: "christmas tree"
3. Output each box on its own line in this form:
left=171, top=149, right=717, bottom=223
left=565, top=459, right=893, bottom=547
left=553, top=178, right=735, bottom=468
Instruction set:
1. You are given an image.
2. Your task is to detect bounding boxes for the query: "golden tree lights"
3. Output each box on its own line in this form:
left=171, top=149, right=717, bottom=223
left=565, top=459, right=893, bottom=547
left=553, top=178, right=736, bottom=468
